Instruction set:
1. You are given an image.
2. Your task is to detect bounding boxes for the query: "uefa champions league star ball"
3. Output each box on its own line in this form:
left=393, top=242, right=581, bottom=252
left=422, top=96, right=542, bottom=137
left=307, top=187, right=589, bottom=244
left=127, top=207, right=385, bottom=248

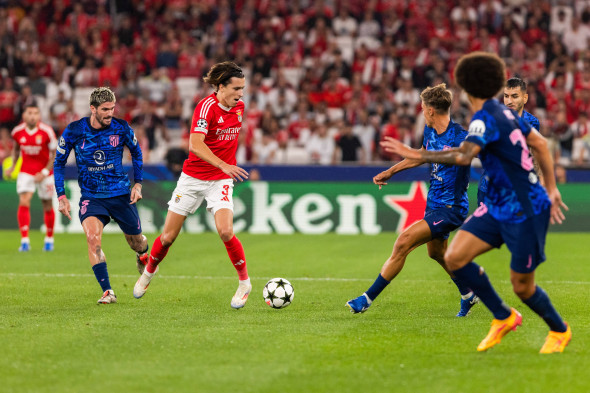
left=263, top=278, right=294, bottom=309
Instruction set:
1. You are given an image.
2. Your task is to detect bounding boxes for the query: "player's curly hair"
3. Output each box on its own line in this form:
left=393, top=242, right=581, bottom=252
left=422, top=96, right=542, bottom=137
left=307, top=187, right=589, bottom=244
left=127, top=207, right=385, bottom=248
left=203, top=61, right=244, bottom=90
left=454, top=52, right=506, bottom=99
left=89, top=87, right=116, bottom=107
left=420, top=83, right=453, bottom=114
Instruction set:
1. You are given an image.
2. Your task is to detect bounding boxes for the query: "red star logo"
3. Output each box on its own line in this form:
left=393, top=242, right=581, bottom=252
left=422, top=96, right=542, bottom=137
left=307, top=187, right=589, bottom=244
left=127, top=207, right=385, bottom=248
left=383, top=181, right=428, bottom=233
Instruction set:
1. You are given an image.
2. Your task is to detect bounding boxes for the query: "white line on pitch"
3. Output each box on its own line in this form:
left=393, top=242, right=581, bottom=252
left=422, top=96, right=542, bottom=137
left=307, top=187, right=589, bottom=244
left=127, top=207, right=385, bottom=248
left=0, top=272, right=589, bottom=285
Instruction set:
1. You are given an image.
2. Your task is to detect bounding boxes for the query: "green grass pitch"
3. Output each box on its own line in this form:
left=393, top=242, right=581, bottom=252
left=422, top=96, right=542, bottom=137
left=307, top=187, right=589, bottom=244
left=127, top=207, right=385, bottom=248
left=1, top=230, right=588, bottom=393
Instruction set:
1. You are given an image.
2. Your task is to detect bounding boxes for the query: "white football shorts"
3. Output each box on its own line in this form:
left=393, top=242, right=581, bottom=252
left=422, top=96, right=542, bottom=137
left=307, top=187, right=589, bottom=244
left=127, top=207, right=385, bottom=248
left=167, top=172, right=234, bottom=216
left=16, top=172, right=55, bottom=200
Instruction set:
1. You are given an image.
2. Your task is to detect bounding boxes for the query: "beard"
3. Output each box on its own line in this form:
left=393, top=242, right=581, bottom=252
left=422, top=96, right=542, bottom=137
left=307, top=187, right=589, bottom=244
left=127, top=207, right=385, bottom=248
left=96, top=114, right=112, bottom=128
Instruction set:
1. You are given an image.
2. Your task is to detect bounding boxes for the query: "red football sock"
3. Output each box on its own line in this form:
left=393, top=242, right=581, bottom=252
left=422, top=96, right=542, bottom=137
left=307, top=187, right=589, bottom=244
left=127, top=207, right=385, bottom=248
left=17, top=205, right=30, bottom=239
left=146, top=235, right=169, bottom=274
left=223, top=235, right=248, bottom=280
left=44, top=209, right=55, bottom=238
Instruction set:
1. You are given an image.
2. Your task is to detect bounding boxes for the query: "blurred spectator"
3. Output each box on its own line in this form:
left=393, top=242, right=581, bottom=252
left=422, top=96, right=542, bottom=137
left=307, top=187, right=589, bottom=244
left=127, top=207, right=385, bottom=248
left=307, top=123, right=335, bottom=165
left=131, top=100, right=168, bottom=153
left=252, top=129, right=279, bottom=165
left=163, top=85, right=183, bottom=129
left=139, top=68, right=172, bottom=104
left=571, top=112, right=590, bottom=164
left=74, top=58, right=99, bottom=87
left=0, top=126, right=13, bottom=163
left=352, top=109, right=377, bottom=163
left=335, top=122, right=364, bottom=164
left=555, top=164, right=568, bottom=183
left=0, top=78, right=20, bottom=129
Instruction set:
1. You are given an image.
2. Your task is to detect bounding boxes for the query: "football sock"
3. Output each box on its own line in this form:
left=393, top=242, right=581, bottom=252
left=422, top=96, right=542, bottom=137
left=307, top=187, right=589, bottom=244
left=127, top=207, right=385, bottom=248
left=223, top=235, right=249, bottom=280
left=92, top=262, right=111, bottom=292
left=523, top=286, right=567, bottom=332
left=452, top=262, right=511, bottom=320
left=365, top=274, right=390, bottom=301
left=451, top=277, right=472, bottom=296
left=17, top=205, right=30, bottom=238
left=146, top=235, right=169, bottom=274
left=44, top=209, right=55, bottom=238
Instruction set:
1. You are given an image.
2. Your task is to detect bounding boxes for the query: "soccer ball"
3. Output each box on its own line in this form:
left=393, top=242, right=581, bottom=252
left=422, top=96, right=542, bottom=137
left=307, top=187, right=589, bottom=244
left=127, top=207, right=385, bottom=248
left=263, top=278, right=294, bottom=309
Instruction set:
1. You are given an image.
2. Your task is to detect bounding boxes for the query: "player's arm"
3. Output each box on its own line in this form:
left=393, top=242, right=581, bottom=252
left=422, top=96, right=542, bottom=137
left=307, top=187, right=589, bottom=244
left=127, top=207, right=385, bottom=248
left=54, top=131, right=73, bottom=219
left=5, top=142, right=20, bottom=177
left=125, top=125, right=144, bottom=204
left=526, top=129, right=568, bottom=224
left=381, top=136, right=480, bottom=166
left=189, top=133, right=248, bottom=181
left=36, top=143, right=56, bottom=182
left=373, top=149, right=425, bottom=189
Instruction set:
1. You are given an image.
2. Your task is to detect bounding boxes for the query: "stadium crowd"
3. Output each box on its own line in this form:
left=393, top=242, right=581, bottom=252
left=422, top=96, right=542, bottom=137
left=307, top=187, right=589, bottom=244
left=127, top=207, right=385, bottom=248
left=1, top=0, right=590, bottom=171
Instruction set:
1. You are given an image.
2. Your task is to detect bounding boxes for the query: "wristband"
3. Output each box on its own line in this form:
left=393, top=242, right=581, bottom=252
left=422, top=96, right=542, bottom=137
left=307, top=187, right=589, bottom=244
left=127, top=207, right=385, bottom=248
left=58, top=195, right=67, bottom=201
left=41, top=168, right=50, bottom=176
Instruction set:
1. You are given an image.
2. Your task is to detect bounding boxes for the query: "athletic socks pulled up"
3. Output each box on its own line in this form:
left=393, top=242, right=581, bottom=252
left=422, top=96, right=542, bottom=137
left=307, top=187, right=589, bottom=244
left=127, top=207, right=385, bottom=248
left=92, top=262, right=112, bottom=292
left=524, top=286, right=568, bottom=333
left=223, top=235, right=249, bottom=280
left=365, top=274, right=391, bottom=301
left=146, top=235, right=169, bottom=274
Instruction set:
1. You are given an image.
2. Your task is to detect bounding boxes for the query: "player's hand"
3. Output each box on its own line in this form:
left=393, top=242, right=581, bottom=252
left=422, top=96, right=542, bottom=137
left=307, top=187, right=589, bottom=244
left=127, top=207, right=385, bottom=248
left=5, top=165, right=14, bottom=178
left=380, top=137, right=421, bottom=160
left=219, top=163, right=249, bottom=182
left=547, top=188, right=568, bottom=224
left=58, top=197, right=72, bottom=220
left=130, top=183, right=142, bottom=204
left=373, top=169, right=393, bottom=190
left=34, top=172, right=44, bottom=182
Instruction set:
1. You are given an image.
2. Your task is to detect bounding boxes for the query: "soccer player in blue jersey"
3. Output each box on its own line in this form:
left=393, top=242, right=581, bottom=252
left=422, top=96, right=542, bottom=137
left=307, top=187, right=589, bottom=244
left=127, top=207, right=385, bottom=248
left=478, top=77, right=541, bottom=204
left=54, top=87, right=150, bottom=304
left=347, top=84, right=479, bottom=317
left=382, top=52, right=571, bottom=353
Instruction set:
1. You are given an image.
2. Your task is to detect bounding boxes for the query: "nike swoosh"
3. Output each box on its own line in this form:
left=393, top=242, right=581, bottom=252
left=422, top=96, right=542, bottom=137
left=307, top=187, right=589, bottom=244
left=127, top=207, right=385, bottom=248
left=433, top=220, right=444, bottom=225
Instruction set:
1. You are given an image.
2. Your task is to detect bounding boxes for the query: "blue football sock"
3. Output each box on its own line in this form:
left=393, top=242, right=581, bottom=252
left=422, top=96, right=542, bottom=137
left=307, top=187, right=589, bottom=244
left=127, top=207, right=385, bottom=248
left=523, top=286, right=567, bottom=332
left=452, top=262, right=511, bottom=320
left=451, top=277, right=471, bottom=296
left=365, top=274, right=390, bottom=301
left=92, top=262, right=112, bottom=292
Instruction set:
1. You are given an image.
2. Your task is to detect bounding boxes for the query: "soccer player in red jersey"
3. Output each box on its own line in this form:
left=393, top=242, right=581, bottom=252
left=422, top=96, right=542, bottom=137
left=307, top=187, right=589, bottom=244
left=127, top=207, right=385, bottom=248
left=134, top=61, right=251, bottom=308
left=6, top=103, right=57, bottom=252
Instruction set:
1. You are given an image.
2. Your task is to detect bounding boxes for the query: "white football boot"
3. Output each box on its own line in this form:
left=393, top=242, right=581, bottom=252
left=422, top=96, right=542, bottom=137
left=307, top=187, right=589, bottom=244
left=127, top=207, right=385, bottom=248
left=231, top=280, right=252, bottom=309
left=133, top=266, right=158, bottom=299
left=97, top=289, right=117, bottom=304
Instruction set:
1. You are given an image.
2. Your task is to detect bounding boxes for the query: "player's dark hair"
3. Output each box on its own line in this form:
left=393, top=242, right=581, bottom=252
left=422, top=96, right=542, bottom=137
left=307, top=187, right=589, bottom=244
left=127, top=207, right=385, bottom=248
left=454, top=52, right=506, bottom=99
left=89, top=87, right=116, bottom=107
left=420, top=83, right=453, bottom=114
left=23, top=102, right=39, bottom=111
left=506, top=77, right=527, bottom=92
left=203, top=61, right=245, bottom=90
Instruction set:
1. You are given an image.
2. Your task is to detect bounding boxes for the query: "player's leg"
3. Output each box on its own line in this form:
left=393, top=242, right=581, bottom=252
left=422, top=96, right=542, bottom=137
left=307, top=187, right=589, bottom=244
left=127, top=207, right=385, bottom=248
left=347, top=219, right=432, bottom=313
left=40, top=199, right=55, bottom=251
left=427, top=238, right=478, bottom=317
left=214, top=208, right=251, bottom=309
left=17, top=191, right=33, bottom=251
left=446, top=228, right=521, bottom=351
left=134, top=210, right=187, bottom=299
left=505, top=209, right=570, bottom=353
left=126, top=233, right=150, bottom=274
left=38, top=175, right=55, bottom=251
left=82, top=216, right=116, bottom=304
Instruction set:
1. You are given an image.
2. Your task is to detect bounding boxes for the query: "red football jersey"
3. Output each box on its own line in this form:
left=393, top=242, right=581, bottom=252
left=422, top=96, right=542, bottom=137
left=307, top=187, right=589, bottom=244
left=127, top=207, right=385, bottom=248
left=11, top=122, right=57, bottom=175
left=183, top=92, right=244, bottom=180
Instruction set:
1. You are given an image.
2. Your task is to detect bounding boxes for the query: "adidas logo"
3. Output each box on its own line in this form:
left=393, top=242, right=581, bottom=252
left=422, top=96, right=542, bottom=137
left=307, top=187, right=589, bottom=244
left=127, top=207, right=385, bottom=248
left=234, top=259, right=244, bottom=266
left=218, top=116, right=224, bottom=123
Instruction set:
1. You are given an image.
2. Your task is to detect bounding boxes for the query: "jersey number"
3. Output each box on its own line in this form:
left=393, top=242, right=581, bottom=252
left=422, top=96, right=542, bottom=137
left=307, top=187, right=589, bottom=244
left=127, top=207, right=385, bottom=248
left=509, top=129, right=534, bottom=171
left=221, top=184, right=230, bottom=202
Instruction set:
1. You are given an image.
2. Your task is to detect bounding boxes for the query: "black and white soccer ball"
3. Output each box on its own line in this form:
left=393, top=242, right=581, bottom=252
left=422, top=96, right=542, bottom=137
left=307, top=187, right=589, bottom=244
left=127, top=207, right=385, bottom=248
left=263, top=278, right=294, bottom=309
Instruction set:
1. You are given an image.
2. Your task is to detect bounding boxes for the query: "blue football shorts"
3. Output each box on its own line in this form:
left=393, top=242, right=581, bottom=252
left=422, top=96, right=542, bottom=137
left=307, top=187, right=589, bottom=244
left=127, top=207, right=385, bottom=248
left=424, top=206, right=467, bottom=240
left=78, top=194, right=142, bottom=235
left=460, top=204, right=550, bottom=273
